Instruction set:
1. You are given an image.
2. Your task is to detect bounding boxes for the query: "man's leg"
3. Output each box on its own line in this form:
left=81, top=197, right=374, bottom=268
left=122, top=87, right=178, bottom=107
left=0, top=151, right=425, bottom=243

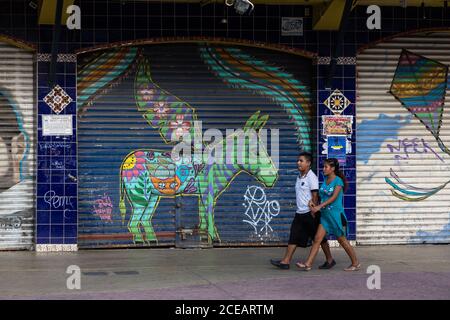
left=320, top=241, right=334, bottom=263
left=280, top=244, right=297, bottom=264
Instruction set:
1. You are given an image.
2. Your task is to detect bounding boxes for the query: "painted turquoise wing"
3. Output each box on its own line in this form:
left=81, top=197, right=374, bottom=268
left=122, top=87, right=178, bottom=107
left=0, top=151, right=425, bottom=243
left=77, top=47, right=140, bottom=114
left=199, top=45, right=313, bottom=152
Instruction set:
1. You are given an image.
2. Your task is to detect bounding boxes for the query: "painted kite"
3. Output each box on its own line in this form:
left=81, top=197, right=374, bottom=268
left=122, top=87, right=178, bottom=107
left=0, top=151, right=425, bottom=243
left=386, top=49, right=449, bottom=201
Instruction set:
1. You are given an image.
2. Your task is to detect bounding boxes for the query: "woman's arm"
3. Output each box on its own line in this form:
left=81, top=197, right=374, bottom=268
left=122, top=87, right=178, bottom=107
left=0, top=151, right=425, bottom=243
left=311, top=185, right=342, bottom=213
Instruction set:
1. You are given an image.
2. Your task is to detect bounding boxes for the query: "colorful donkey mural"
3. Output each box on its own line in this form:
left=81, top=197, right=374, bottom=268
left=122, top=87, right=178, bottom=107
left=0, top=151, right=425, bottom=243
left=386, top=49, right=450, bottom=201
left=119, top=59, right=278, bottom=243
left=77, top=43, right=313, bottom=247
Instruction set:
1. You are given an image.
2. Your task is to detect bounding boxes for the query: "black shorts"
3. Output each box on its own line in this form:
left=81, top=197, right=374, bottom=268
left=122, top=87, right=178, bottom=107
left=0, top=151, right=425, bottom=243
left=288, top=212, right=328, bottom=247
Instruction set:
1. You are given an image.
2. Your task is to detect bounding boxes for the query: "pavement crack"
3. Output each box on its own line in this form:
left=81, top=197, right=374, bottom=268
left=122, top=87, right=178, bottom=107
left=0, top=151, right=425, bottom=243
left=187, top=268, right=240, bottom=300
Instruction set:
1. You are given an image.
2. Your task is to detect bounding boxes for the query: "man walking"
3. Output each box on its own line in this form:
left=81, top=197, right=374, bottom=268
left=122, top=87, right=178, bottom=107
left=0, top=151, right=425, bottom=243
left=270, top=152, right=335, bottom=269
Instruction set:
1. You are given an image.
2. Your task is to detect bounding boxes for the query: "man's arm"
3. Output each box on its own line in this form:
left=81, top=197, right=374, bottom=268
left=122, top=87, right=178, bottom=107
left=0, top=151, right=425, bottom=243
left=309, top=190, right=319, bottom=216
left=311, top=190, right=319, bottom=206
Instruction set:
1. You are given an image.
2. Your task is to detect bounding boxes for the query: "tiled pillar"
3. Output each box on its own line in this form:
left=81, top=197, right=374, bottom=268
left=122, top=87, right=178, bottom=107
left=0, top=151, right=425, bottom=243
left=36, top=53, right=78, bottom=252
left=316, top=55, right=357, bottom=244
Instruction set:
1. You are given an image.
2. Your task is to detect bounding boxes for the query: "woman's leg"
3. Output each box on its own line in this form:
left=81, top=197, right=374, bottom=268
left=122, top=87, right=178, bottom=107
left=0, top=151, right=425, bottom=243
left=337, top=236, right=359, bottom=266
left=304, top=224, right=327, bottom=267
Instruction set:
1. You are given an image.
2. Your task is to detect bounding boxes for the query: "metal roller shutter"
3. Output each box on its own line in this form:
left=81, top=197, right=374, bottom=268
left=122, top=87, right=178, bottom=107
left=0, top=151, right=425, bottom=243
left=0, top=40, right=36, bottom=250
left=77, top=43, right=314, bottom=248
left=356, top=30, right=450, bottom=244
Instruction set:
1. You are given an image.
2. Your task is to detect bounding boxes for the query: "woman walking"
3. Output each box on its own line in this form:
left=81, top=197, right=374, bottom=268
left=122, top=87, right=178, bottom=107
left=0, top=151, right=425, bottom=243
left=297, top=158, right=360, bottom=271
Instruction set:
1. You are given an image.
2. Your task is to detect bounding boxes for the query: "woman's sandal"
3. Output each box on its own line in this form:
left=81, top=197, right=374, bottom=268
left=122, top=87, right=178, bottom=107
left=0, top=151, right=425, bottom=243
left=295, top=261, right=312, bottom=271
left=344, top=263, right=361, bottom=271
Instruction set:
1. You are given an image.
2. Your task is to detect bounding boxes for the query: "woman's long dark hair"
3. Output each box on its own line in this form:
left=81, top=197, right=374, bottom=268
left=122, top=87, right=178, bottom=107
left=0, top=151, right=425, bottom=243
left=324, top=158, right=348, bottom=192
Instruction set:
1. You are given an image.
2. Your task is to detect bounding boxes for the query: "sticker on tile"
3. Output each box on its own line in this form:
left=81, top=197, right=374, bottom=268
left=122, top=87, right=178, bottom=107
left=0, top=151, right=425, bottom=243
left=323, top=89, right=351, bottom=115
left=43, top=85, right=73, bottom=114
left=322, top=115, right=353, bottom=136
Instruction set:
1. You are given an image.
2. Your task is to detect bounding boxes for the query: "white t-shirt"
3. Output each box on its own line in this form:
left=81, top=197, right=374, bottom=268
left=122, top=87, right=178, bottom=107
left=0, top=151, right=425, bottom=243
left=295, top=170, right=319, bottom=214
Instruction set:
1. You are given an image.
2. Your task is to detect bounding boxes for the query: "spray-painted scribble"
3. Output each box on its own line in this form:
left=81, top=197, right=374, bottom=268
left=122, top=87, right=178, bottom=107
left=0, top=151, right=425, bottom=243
left=44, top=190, right=76, bottom=209
left=0, top=216, right=22, bottom=230
left=386, top=137, right=444, bottom=163
left=93, top=193, right=113, bottom=222
left=242, top=185, right=280, bottom=239
left=51, top=160, right=65, bottom=169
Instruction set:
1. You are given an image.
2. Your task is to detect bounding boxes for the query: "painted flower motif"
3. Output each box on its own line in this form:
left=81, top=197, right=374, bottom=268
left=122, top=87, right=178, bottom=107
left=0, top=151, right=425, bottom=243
left=138, top=85, right=156, bottom=102
left=169, top=114, right=191, bottom=140
left=153, top=101, right=169, bottom=121
left=122, top=151, right=146, bottom=181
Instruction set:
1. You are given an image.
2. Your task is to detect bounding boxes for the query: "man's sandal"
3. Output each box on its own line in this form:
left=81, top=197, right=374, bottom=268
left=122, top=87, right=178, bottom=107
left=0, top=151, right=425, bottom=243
left=295, top=262, right=312, bottom=271
left=344, top=263, right=361, bottom=271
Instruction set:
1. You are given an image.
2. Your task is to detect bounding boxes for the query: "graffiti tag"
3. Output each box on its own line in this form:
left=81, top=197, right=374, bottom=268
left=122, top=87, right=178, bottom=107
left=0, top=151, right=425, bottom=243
left=387, top=138, right=444, bottom=162
left=0, top=217, right=22, bottom=230
left=93, top=193, right=113, bottom=222
left=242, top=185, right=280, bottom=238
left=44, top=191, right=75, bottom=209
left=38, top=142, right=71, bottom=156
left=52, top=160, right=65, bottom=169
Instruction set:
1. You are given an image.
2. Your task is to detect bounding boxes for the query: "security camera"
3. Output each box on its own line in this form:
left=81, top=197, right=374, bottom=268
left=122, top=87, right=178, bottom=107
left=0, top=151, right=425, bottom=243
left=225, top=0, right=254, bottom=15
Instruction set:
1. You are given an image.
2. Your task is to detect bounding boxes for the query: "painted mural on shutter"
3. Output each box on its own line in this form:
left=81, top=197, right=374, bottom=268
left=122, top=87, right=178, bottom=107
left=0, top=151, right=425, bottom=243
left=0, top=41, right=35, bottom=250
left=77, top=43, right=314, bottom=248
left=357, top=30, right=450, bottom=244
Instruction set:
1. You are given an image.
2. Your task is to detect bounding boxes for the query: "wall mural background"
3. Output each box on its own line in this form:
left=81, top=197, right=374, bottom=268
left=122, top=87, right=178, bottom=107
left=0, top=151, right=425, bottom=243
left=356, top=31, right=450, bottom=244
left=0, top=41, right=35, bottom=250
left=77, top=43, right=314, bottom=248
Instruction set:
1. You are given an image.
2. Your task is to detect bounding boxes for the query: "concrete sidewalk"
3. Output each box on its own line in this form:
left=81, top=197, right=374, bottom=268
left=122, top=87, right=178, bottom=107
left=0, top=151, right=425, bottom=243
left=0, top=245, right=448, bottom=300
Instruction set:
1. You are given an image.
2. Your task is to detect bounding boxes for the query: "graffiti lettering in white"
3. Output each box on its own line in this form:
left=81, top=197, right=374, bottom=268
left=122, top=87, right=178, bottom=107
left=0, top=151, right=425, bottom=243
left=44, top=191, right=75, bottom=209
left=242, top=185, right=280, bottom=237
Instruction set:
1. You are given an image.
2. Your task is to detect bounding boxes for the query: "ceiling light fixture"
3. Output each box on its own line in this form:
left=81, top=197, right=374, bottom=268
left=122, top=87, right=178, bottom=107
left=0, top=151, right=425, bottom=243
left=421, top=1, right=426, bottom=19
left=225, top=0, right=254, bottom=15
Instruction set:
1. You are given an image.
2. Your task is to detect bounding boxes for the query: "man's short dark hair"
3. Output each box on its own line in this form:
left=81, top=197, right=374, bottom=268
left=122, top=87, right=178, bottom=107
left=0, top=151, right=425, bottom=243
left=298, top=152, right=313, bottom=164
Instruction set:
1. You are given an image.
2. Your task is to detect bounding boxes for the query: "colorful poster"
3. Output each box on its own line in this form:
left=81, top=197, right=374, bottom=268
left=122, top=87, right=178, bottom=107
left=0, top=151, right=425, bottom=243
left=327, top=135, right=347, bottom=166
left=322, top=115, right=353, bottom=136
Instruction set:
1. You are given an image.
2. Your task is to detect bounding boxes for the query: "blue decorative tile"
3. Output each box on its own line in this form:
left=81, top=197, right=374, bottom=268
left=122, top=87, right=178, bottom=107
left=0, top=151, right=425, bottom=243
left=37, top=211, right=50, bottom=224
left=50, top=225, right=64, bottom=238
left=64, top=224, right=77, bottom=238
left=50, top=237, right=64, bottom=244
left=37, top=224, right=50, bottom=239
left=37, top=237, right=50, bottom=244
left=51, top=171, right=65, bottom=184
left=65, top=183, right=77, bottom=196
left=37, top=170, right=51, bottom=184
left=64, top=237, right=77, bottom=245
left=64, top=210, right=77, bottom=224
left=37, top=183, right=51, bottom=196
left=344, top=207, right=356, bottom=220
left=37, top=198, right=51, bottom=210
left=344, top=194, right=356, bottom=208
left=51, top=211, right=64, bottom=224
